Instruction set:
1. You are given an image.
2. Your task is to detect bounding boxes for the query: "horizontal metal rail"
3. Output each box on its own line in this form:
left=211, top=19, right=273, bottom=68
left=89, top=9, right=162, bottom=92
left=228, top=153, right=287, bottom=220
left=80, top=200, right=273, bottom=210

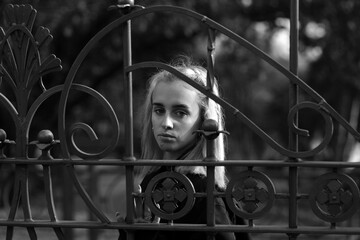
left=1, top=221, right=360, bottom=235
left=1, top=159, right=360, bottom=168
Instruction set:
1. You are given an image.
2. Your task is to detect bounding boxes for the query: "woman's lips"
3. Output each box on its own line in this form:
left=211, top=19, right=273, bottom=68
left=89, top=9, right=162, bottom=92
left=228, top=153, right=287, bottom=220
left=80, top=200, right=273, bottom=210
left=158, top=133, right=176, bottom=141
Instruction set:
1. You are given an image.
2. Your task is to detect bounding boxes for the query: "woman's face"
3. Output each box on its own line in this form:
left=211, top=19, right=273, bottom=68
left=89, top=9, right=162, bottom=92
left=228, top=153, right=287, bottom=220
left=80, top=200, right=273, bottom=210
left=151, top=80, right=202, bottom=159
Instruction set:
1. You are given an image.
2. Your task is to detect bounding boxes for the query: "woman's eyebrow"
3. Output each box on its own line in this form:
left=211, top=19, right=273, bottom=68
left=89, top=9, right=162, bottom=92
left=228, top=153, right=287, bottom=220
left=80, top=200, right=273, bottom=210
left=152, top=102, right=164, bottom=107
left=172, top=104, right=190, bottom=110
left=152, top=103, right=189, bottom=109
left=173, top=104, right=190, bottom=110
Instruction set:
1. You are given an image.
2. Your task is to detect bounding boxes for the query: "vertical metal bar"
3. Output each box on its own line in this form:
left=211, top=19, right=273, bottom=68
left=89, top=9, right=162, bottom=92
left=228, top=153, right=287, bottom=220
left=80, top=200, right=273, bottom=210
left=205, top=27, right=217, bottom=240
left=205, top=139, right=216, bottom=240
left=6, top=166, right=20, bottom=240
left=20, top=165, right=37, bottom=240
left=88, top=165, right=98, bottom=240
left=289, top=1, right=299, bottom=78
left=123, top=24, right=134, bottom=161
left=43, top=164, right=66, bottom=240
left=122, top=5, right=136, bottom=240
left=20, top=166, right=32, bottom=221
left=10, top=93, right=37, bottom=239
left=62, top=166, right=74, bottom=240
left=38, top=135, right=66, bottom=240
left=207, top=28, right=216, bottom=90
left=44, top=165, right=57, bottom=220
left=288, top=0, right=299, bottom=239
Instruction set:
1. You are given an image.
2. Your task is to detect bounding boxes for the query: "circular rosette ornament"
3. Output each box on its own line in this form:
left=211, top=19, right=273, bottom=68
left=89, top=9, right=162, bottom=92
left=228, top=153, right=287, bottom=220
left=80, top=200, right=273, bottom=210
left=225, top=170, right=275, bottom=219
left=309, top=172, right=360, bottom=222
left=144, top=171, right=195, bottom=220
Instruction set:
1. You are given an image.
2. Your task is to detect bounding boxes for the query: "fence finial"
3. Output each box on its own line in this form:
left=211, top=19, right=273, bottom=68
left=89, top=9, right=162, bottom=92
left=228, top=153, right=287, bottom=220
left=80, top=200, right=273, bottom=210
left=108, top=0, right=145, bottom=14
left=194, top=119, right=229, bottom=141
left=30, top=130, right=59, bottom=160
left=0, top=129, right=15, bottom=158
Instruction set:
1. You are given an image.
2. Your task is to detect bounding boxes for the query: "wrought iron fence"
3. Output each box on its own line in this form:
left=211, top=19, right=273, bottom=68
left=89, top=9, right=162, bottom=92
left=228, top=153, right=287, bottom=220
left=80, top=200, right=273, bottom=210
left=0, top=1, right=360, bottom=240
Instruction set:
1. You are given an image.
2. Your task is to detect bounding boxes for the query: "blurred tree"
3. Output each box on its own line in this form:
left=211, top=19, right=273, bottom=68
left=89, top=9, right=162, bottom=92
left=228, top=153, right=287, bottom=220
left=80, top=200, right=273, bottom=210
left=299, top=0, right=360, bottom=161
left=218, top=0, right=360, bottom=161
left=1, top=0, right=360, bottom=162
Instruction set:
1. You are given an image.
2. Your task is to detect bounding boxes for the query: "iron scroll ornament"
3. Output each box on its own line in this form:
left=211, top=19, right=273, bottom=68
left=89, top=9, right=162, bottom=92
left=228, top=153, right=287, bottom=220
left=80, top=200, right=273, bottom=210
left=0, top=4, right=65, bottom=239
left=287, top=101, right=334, bottom=156
left=225, top=170, right=275, bottom=219
left=309, top=172, right=360, bottom=223
left=1, top=4, right=115, bottom=225
left=55, top=4, right=360, bottom=159
left=144, top=171, right=196, bottom=220
left=67, top=84, right=120, bottom=160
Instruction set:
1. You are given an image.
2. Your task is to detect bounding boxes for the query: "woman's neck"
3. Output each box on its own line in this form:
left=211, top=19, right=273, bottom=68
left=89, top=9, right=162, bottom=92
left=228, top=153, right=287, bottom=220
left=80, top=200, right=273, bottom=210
left=162, top=142, right=197, bottom=160
left=163, top=152, right=177, bottom=160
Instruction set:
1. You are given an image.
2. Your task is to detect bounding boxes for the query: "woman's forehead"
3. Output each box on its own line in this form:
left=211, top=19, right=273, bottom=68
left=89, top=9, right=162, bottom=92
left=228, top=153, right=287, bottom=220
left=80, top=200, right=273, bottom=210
left=156, top=78, right=197, bottom=92
left=152, top=80, right=200, bottom=106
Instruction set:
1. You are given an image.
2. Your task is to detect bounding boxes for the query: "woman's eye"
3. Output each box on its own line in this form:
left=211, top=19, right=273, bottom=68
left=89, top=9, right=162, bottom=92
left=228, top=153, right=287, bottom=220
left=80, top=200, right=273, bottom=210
left=153, top=108, right=164, bottom=115
left=175, top=111, right=188, bottom=117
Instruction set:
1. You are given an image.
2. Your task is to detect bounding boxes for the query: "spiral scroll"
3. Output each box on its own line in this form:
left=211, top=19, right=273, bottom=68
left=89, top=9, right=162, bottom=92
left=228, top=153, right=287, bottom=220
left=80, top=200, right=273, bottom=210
left=66, top=84, right=120, bottom=160
left=287, top=101, right=334, bottom=157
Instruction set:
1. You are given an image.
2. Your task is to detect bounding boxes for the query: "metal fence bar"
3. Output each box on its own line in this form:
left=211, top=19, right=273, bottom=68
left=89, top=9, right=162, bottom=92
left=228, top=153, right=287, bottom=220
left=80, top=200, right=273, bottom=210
left=4, top=158, right=360, bottom=168
left=205, top=140, right=216, bottom=240
left=119, top=3, right=137, bottom=240
left=205, top=26, right=217, bottom=240
left=3, top=219, right=360, bottom=235
left=2, top=2, right=360, bottom=240
left=288, top=0, right=300, bottom=239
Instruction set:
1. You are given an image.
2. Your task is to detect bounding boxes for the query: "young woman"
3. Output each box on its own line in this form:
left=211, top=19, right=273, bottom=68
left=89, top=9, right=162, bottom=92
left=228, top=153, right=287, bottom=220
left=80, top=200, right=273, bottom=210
left=131, top=58, right=249, bottom=240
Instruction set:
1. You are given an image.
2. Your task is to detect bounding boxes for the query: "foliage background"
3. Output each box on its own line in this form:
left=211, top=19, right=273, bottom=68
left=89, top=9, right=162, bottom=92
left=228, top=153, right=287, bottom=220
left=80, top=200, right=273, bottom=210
left=1, top=0, right=360, bottom=239
left=1, top=0, right=360, bottom=161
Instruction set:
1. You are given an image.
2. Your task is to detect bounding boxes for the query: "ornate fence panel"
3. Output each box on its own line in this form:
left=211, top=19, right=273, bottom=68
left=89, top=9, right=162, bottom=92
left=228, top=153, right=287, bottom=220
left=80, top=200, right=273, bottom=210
left=1, top=1, right=360, bottom=240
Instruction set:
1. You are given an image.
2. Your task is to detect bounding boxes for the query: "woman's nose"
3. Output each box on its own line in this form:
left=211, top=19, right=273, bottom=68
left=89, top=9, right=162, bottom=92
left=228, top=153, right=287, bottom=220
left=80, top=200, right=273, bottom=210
left=162, top=114, right=173, bottom=129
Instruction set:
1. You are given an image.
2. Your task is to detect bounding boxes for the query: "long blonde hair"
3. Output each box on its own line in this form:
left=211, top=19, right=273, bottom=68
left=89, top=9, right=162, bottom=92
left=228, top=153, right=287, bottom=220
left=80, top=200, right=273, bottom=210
left=138, top=58, right=227, bottom=189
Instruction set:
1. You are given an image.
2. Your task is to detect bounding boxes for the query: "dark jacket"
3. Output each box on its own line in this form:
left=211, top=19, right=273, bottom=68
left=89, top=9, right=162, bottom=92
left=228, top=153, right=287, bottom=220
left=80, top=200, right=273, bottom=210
left=128, top=167, right=250, bottom=240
